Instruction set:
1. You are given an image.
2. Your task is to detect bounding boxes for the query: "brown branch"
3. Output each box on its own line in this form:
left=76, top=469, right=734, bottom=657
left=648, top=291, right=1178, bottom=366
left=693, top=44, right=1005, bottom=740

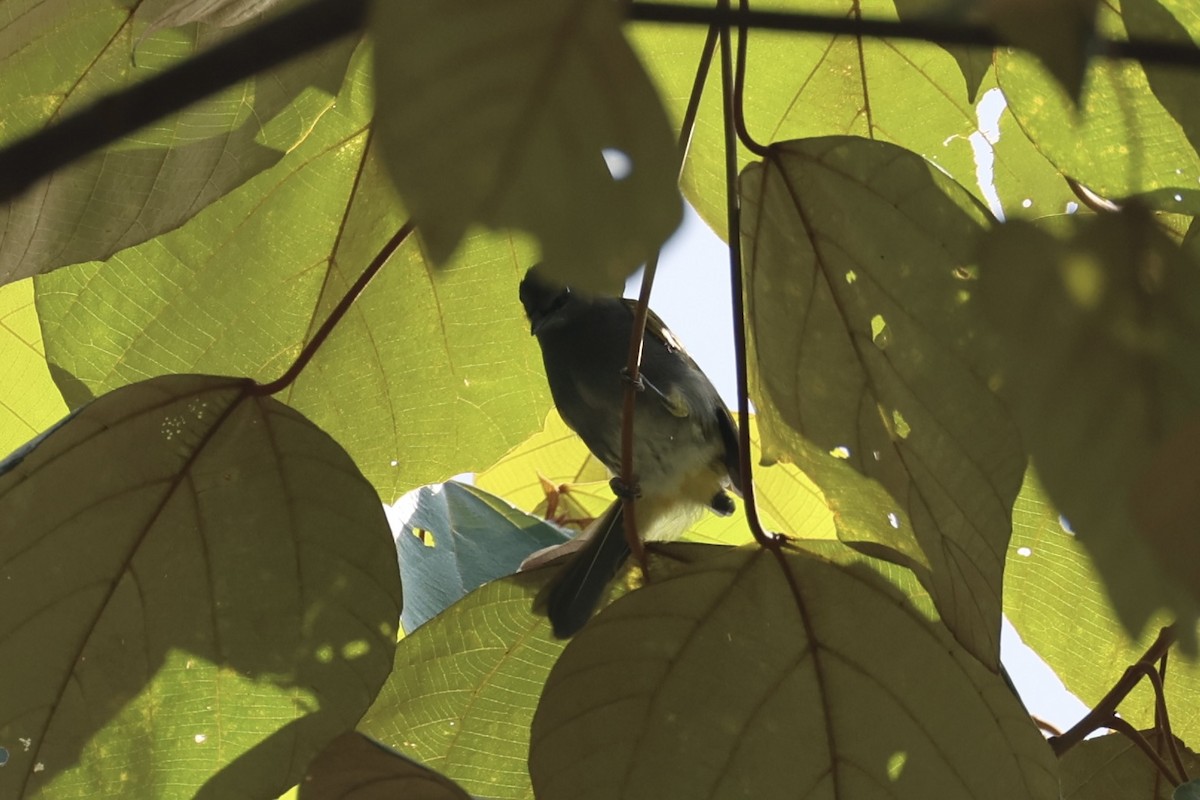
left=718, top=0, right=782, bottom=549
left=1127, top=661, right=1189, bottom=783
left=732, top=0, right=770, bottom=158
left=254, top=220, right=416, bottom=396
left=0, top=0, right=367, bottom=203
left=1049, top=625, right=1177, bottom=756
left=618, top=23, right=720, bottom=565
left=1106, top=716, right=1184, bottom=786
left=1031, top=716, right=1063, bottom=737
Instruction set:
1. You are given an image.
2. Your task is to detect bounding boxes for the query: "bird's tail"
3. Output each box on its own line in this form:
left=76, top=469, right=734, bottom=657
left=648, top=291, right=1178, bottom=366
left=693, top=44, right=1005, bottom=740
left=537, top=500, right=631, bottom=638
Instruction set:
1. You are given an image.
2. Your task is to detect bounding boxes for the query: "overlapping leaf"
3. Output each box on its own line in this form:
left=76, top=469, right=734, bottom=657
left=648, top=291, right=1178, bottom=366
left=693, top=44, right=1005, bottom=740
left=1061, top=729, right=1199, bottom=798
left=34, top=45, right=552, bottom=504
left=629, top=0, right=1071, bottom=236
left=299, top=732, right=471, bottom=800
left=997, top=0, right=1200, bottom=204
left=740, top=136, right=1022, bottom=668
left=359, top=575, right=568, bottom=800
left=371, top=0, right=681, bottom=293
left=0, top=0, right=354, bottom=284
left=0, top=374, right=402, bottom=799
left=0, top=279, right=67, bottom=456
left=529, top=543, right=1057, bottom=800
left=391, top=480, right=568, bottom=633
left=979, top=210, right=1200, bottom=649
left=1006, top=470, right=1200, bottom=748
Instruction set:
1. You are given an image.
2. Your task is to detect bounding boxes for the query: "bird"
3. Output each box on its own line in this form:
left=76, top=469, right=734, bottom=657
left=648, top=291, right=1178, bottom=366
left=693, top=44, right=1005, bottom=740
left=519, top=264, right=742, bottom=637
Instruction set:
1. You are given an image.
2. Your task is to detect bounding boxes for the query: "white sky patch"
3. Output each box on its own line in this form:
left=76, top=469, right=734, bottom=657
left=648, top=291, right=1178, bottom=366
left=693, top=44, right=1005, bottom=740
left=968, top=88, right=1007, bottom=221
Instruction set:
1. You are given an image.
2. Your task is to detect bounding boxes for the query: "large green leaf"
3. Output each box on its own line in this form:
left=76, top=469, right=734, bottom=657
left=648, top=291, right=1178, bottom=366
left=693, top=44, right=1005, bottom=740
left=0, top=279, right=68, bottom=456
left=997, top=0, right=1200, bottom=203
left=0, top=374, right=402, bottom=799
left=629, top=0, right=1070, bottom=236
left=34, top=44, right=551, bottom=504
left=740, top=136, right=1021, bottom=668
left=0, top=0, right=354, bottom=284
left=1006, top=470, right=1200, bottom=750
left=370, top=0, right=681, bottom=293
left=979, top=211, right=1200, bottom=649
left=359, top=574, right=567, bottom=800
left=529, top=543, right=1057, bottom=800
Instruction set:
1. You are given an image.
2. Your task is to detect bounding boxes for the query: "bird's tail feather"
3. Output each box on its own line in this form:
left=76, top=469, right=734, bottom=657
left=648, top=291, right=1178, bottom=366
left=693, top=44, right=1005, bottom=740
left=538, top=500, right=631, bottom=638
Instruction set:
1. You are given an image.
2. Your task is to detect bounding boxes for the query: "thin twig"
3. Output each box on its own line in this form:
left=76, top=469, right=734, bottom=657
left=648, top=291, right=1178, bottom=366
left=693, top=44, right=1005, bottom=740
left=1031, top=716, right=1063, bottom=737
left=254, top=220, right=416, bottom=396
left=719, top=0, right=780, bottom=549
left=1050, top=626, right=1177, bottom=756
left=732, top=0, right=770, bottom=157
left=1128, top=662, right=1189, bottom=783
left=617, top=24, right=720, bottom=564
left=0, top=0, right=366, bottom=203
left=1106, top=716, right=1184, bottom=786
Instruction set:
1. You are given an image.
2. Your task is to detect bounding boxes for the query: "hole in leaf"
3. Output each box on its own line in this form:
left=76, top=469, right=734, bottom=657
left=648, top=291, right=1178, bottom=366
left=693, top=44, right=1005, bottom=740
left=602, top=148, right=633, bottom=181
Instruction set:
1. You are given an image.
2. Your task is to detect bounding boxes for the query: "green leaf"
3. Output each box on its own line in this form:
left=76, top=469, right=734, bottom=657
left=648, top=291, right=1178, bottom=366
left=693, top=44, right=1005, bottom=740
left=529, top=544, right=1058, bottom=800
left=997, top=0, right=1200, bottom=203
left=0, top=279, right=68, bottom=456
left=299, top=732, right=471, bottom=800
left=34, top=45, right=551, bottom=504
left=891, top=0, right=993, bottom=101
left=1061, top=730, right=1200, bottom=800
left=0, top=0, right=355, bottom=284
left=978, top=211, right=1200, bottom=649
left=0, top=374, right=402, bottom=799
left=359, top=574, right=567, bottom=800
left=740, top=136, right=1022, bottom=668
left=1178, top=780, right=1200, bottom=800
left=393, top=481, right=568, bottom=633
left=986, top=0, right=1099, bottom=99
left=370, top=0, right=681, bottom=293
left=1005, top=470, right=1200, bottom=748
left=630, top=0, right=1069, bottom=235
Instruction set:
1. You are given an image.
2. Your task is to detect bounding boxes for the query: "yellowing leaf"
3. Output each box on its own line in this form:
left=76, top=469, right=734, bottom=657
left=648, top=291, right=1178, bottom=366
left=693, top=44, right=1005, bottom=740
left=530, top=544, right=1058, bottom=800
left=371, top=0, right=681, bottom=293
left=740, top=136, right=1020, bottom=668
left=0, top=374, right=402, bottom=799
left=0, top=279, right=68, bottom=455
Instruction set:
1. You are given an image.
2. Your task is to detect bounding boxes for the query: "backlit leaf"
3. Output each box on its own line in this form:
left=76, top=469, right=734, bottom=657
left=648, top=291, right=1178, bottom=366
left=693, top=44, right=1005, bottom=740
left=529, top=544, right=1057, bottom=800
left=740, top=136, right=1021, bottom=668
left=371, top=0, right=681, bottom=293
left=0, top=374, right=402, bottom=799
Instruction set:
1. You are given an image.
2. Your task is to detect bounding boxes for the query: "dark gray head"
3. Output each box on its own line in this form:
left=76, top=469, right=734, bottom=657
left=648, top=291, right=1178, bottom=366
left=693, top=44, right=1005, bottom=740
left=519, top=265, right=573, bottom=335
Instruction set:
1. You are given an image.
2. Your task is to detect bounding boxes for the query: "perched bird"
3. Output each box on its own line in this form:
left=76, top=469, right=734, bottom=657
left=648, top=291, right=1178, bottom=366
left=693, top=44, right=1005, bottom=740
left=519, top=265, right=742, bottom=637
